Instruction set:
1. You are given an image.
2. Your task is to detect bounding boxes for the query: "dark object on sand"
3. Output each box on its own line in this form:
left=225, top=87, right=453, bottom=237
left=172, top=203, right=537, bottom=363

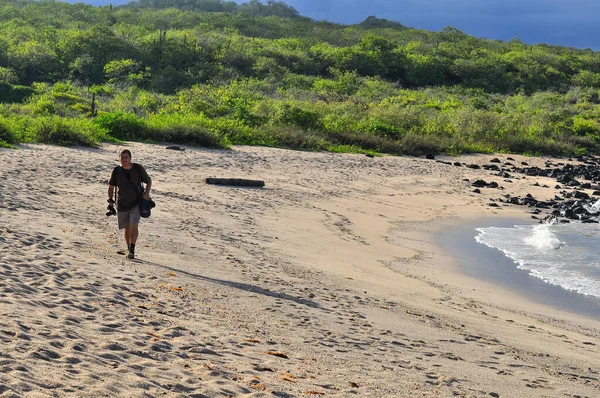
left=166, top=145, right=185, bottom=151
left=425, top=153, right=435, bottom=159
left=206, top=178, right=265, bottom=187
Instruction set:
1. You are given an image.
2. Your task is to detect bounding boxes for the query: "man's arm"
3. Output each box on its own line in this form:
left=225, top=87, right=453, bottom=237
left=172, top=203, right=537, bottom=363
left=108, top=184, right=115, bottom=202
left=143, top=178, right=152, bottom=200
left=108, top=167, right=117, bottom=202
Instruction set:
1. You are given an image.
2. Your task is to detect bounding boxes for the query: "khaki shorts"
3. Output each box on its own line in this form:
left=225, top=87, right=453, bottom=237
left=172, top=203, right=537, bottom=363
left=117, top=206, right=141, bottom=230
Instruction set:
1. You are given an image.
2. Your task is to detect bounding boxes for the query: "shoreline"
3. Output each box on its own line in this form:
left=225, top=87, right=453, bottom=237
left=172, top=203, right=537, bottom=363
left=438, top=217, right=600, bottom=320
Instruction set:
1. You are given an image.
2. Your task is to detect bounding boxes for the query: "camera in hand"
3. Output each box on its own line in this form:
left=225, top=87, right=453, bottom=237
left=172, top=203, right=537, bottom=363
left=106, top=198, right=116, bottom=217
left=106, top=205, right=116, bottom=216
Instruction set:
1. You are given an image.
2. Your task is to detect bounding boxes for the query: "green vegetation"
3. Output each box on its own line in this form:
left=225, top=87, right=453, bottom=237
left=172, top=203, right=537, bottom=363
left=1, top=0, right=600, bottom=155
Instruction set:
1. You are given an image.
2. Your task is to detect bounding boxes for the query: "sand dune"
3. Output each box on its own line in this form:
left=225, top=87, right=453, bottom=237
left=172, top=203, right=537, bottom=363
left=1, top=143, right=599, bottom=397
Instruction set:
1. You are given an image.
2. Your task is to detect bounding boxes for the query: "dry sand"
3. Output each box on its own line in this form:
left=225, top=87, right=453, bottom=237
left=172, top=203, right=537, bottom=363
left=1, top=143, right=600, bottom=397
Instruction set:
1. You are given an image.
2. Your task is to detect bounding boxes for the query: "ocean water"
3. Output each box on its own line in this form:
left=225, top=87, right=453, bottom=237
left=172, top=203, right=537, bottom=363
left=476, top=201, right=600, bottom=299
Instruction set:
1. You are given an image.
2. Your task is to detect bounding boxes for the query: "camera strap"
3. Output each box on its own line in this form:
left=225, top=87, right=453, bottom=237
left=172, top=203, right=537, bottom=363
left=121, top=165, right=144, bottom=198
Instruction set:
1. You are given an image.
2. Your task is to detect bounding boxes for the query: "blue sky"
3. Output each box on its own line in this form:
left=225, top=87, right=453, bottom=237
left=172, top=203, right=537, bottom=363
left=276, top=0, right=599, bottom=50
left=79, top=0, right=599, bottom=50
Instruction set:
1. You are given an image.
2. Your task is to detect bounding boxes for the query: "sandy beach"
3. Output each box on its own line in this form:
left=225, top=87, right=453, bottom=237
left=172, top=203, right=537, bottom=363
left=1, top=142, right=600, bottom=397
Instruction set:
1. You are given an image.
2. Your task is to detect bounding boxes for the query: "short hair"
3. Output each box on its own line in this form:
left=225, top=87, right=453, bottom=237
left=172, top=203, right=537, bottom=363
left=120, top=149, right=132, bottom=157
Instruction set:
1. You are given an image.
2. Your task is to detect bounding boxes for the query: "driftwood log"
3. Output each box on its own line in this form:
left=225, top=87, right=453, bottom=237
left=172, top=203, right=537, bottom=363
left=205, top=178, right=265, bottom=187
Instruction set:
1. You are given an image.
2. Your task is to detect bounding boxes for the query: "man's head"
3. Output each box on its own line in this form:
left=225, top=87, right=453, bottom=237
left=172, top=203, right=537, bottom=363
left=120, top=149, right=132, bottom=168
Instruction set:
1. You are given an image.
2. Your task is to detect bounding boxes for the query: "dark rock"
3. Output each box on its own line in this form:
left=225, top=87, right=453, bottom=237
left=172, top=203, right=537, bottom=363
left=490, top=158, right=501, bottom=163
left=574, top=191, right=590, bottom=200
left=483, top=164, right=500, bottom=171
left=521, top=161, right=529, bottom=165
left=365, top=154, right=375, bottom=158
left=472, top=180, right=487, bottom=188
left=473, top=189, right=481, bottom=194
left=564, top=209, right=577, bottom=219
left=593, top=191, right=600, bottom=196
left=567, top=180, right=581, bottom=187
left=488, top=181, right=499, bottom=188
left=467, top=164, right=481, bottom=169
left=581, top=183, right=592, bottom=189
left=522, top=198, right=538, bottom=206
left=573, top=205, right=587, bottom=215
left=453, top=162, right=462, bottom=166
left=555, top=185, right=562, bottom=189
left=507, top=157, right=515, bottom=161
left=488, top=203, right=499, bottom=207
left=582, top=219, right=599, bottom=224
left=166, top=145, right=185, bottom=151
left=425, top=154, right=435, bottom=159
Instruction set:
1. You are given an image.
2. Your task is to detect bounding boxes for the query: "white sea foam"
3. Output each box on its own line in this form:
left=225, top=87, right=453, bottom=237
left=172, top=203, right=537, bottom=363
left=475, top=223, right=600, bottom=298
left=584, top=199, right=600, bottom=214
left=523, top=224, right=563, bottom=250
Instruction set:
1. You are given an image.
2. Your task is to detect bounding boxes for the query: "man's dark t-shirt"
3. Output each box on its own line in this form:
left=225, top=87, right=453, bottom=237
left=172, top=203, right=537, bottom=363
left=109, top=164, right=151, bottom=212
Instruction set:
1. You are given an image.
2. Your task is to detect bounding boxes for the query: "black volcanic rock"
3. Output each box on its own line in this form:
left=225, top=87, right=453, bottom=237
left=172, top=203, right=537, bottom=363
left=574, top=191, right=590, bottom=200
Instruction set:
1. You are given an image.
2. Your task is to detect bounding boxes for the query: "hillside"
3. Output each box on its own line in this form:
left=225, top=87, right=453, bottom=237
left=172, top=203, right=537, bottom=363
left=0, top=0, right=599, bottom=156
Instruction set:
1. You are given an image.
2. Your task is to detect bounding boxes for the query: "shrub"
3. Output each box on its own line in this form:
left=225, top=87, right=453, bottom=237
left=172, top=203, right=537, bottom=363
left=0, top=84, right=35, bottom=103
left=28, top=116, right=104, bottom=146
left=0, top=116, right=17, bottom=147
left=273, top=102, right=322, bottom=130
left=93, top=112, right=147, bottom=140
left=144, top=114, right=230, bottom=148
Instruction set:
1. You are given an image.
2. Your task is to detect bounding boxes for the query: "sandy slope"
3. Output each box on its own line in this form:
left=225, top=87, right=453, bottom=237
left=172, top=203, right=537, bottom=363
left=1, top=143, right=599, bottom=397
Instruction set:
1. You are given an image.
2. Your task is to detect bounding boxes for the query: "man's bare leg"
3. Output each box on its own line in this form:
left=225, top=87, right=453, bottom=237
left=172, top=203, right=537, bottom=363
left=124, top=228, right=130, bottom=248
left=126, top=224, right=139, bottom=259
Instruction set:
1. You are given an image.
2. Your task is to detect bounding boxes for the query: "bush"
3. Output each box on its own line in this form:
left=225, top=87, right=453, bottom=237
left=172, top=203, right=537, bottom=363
left=0, top=116, right=17, bottom=147
left=144, top=114, right=230, bottom=148
left=27, top=116, right=105, bottom=147
left=93, top=111, right=147, bottom=140
left=0, top=83, right=35, bottom=103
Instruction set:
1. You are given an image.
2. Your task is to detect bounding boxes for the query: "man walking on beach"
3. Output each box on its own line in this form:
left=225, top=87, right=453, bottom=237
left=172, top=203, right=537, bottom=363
left=107, top=149, right=152, bottom=259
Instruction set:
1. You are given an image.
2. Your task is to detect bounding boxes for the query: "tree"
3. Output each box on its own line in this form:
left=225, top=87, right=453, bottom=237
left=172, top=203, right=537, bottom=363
left=0, top=66, right=18, bottom=84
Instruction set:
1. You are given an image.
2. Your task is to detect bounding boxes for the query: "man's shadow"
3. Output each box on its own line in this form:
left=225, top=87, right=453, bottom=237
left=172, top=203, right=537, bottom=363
left=132, top=258, right=327, bottom=311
